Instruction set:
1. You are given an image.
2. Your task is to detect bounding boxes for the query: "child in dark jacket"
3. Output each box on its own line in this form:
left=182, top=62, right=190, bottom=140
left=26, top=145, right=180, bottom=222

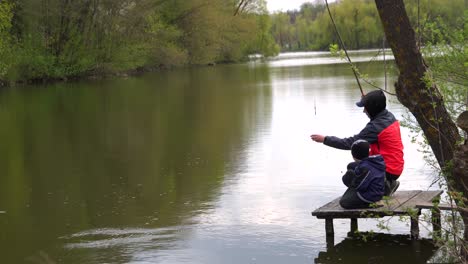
left=339, top=139, right=386, bottom=209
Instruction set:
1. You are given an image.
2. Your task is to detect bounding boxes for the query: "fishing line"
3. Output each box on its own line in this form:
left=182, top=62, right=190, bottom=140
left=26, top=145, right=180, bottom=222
left=323, top=0, right=397, bottom=97
left=324, top=0, right=364, bottom=96
left=383, top=36, right=387, bottom=91
left=314, top=97, right=317, bottom=115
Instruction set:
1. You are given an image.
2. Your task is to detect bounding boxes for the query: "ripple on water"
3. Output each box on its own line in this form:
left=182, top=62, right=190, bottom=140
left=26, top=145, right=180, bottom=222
left=62, top=226, right=188, bottom=250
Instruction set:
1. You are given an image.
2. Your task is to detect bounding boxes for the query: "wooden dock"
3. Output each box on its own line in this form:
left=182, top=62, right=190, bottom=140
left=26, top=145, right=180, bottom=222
left=311, top=190, right=443, bottom=246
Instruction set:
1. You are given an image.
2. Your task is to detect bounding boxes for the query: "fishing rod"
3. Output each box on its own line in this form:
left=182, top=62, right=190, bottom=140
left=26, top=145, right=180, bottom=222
left=324, top=0, right=364, bottom=96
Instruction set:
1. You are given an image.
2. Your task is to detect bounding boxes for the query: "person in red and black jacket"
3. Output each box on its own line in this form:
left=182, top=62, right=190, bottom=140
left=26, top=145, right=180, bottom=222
left=310, top=90, right=404, bottom=196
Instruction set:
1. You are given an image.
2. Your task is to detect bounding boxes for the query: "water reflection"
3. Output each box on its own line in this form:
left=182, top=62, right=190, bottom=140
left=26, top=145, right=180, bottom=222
left=0, top=65, right=273, bottom=263
left=0, top=51, right=437, bottom=263
left=265, top=49, right=394, bottom=67
left=315, top=233, right=437, bottom=264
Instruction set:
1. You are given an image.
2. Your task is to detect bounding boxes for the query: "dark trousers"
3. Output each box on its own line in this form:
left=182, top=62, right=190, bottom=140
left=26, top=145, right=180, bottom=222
left=384, top=172, right=399, bottom=196
left=340, top=168, right=370, bottom=209
left=339, top=187, right=370, bottom=209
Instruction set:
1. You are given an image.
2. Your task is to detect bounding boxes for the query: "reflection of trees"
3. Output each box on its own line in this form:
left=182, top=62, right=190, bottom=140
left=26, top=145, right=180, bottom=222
left=0, top=65, right=272, bottom=263
left=315, top=233, right=436, bottom=264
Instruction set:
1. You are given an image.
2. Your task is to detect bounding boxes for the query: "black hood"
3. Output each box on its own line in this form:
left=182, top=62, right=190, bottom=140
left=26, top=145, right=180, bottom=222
left=356, top=90, right=386, bottom=118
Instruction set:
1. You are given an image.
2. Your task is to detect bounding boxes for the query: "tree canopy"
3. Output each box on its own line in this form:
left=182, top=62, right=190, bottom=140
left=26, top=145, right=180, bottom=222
left=270, top=0, right=464, bottom=51
left=0, top=0, right=279, bottom=84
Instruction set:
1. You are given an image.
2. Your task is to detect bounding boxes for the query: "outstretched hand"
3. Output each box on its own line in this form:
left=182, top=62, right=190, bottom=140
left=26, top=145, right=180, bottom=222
left=310, top=134, right=325, bottom=143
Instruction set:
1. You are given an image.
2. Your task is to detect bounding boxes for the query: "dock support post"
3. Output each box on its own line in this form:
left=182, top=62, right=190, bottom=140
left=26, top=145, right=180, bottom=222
left=350, top=218, right=358, bottom=234
left=325, top=218, right=334, bottom=236
left=429, top=196, right=442, bottom=239
left=325, top=218, right=334, bottom=249
left=432, top=207, right=441, bottom=238
left=410, top=214, right=420, bottom=239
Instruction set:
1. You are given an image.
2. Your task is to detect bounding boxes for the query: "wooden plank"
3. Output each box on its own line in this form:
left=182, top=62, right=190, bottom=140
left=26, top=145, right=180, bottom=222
left=379, top=190, right=422, bottom=211
left=387, top=191, right=438, bottom=215
left=416, top=190, right=443, bottom=199
left=311, top=190, right=444, bottom=241
left=393, top=190, right=442, bottom=214
left=416, top=202, right=456, bottom=211
left=312, top=197, right=341, bottom=214
left=364, top=190, right=422, bottom=217
left=393, top=190, right=443, bottom=212
left=311, top=190, right=429, bottom=219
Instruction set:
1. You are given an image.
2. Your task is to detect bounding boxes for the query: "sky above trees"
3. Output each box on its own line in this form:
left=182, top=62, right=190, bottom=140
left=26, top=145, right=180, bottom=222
left=266, top=0, right=312, bottom=12
left=267, top=0, right=336, bottom=12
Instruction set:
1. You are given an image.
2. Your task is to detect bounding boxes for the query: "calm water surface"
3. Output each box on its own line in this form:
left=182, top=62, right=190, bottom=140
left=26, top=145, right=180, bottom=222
left=0, top=51, right=437, bottom=263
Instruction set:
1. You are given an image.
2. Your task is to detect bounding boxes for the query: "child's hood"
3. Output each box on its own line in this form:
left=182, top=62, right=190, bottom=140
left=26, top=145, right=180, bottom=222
left=361, top=155, right=386, bottom=171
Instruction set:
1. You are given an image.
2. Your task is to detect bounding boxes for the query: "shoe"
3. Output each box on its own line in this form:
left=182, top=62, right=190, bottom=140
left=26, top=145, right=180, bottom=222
left=389, top=180, right=400, bottom=196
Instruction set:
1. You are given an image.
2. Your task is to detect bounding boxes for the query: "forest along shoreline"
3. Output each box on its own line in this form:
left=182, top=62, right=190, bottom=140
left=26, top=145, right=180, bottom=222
left=0, top=0, right=462, bottom=87
left=0, top=64, right=195, bottom=88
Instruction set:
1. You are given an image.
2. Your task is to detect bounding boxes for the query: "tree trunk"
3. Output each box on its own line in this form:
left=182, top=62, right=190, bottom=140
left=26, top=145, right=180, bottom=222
left=452, top=140, right=468, bottom=260
left=374, top=0, right=467, bottom=259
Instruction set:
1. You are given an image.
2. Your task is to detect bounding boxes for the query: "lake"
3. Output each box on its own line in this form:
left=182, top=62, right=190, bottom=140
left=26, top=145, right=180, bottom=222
left=0, top=50, right=438, bottom=263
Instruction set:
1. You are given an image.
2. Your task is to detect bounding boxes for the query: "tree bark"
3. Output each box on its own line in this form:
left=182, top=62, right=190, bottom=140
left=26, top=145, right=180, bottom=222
left=374, top=0, right=460, bottom=166
left=234, top=0, right=251, bottom=16
left=374, top=0, right=467, bottom=259
left=452, top=139, right=468, bottom=260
